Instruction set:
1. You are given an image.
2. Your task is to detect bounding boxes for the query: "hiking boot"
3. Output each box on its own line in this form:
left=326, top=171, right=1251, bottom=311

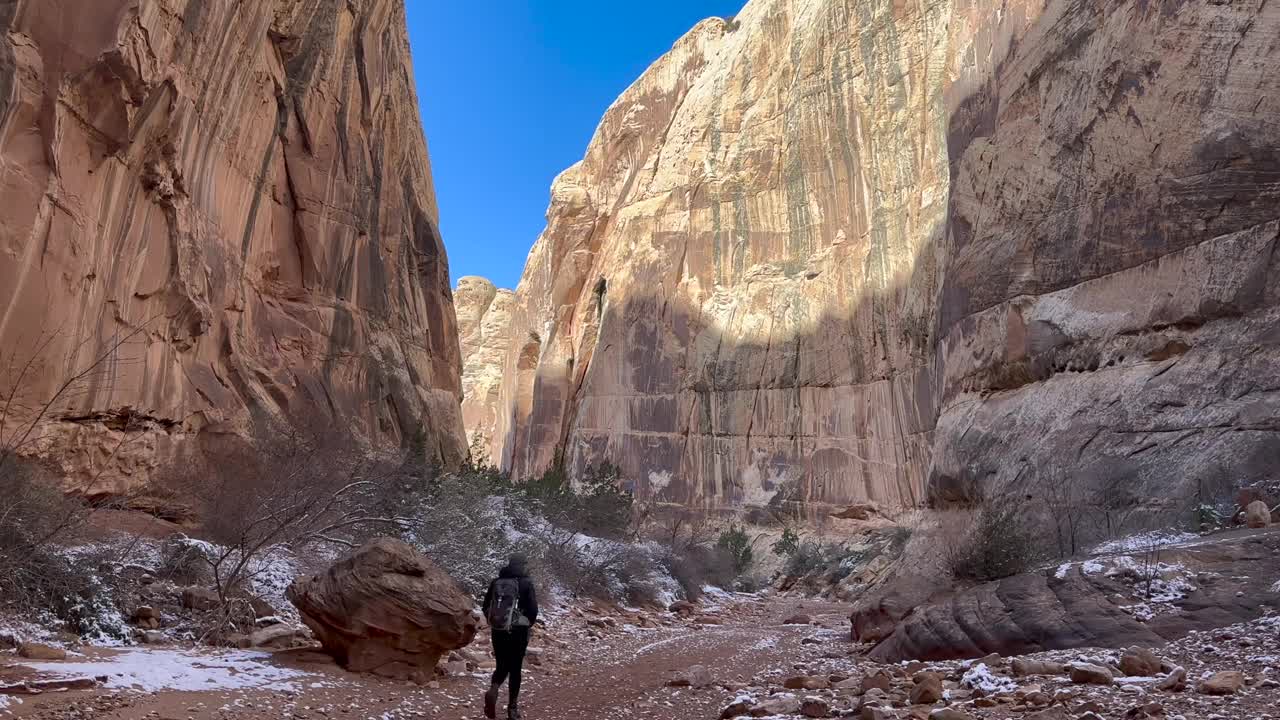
left=507, top=707, right=522, bottom=720
left=483, top=685, right=499, bottom=719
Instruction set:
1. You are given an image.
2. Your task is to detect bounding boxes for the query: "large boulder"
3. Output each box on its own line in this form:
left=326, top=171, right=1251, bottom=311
left=287, top=538, right=478, bottom=680
left=1244, top=500, right=1272, bottom=528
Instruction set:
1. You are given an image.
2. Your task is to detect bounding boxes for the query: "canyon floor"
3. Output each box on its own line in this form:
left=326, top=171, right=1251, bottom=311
left=3, top=571, right=1278, bottom=720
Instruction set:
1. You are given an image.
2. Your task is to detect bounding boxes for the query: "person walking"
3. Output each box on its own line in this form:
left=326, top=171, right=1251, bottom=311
left=481, top=554, right=539, bottom=720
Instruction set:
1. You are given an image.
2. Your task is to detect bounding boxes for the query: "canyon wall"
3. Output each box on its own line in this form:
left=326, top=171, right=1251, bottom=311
left=0, top=0, right=467, bottom=493
left=455, top=276, right=514, bottom=457
left=479, top=0, right=1280, bottom=512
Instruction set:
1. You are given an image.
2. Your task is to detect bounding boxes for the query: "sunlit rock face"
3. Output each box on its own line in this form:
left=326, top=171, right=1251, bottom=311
left=0, top=0, right=467, bottom=494
left=488, top=0, right=1280, bottom=512
left=455, top=277, right=514, bottom=459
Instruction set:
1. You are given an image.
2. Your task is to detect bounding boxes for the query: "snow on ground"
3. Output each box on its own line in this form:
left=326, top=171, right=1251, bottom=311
left=1090, top=530, right=1201, bottom=556
left=21, top=648, right=312, bottom=693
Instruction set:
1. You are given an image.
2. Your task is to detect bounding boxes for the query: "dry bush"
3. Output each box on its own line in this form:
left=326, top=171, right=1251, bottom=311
left=948, top=497, right=1045, bottom=582
left=154, top=422, right=414, bottom=606
left=642, top=511, right=735, bottom=600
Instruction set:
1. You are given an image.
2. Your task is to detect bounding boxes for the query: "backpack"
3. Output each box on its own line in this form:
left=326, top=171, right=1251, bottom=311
left=488, top=578, right=521, bottom=632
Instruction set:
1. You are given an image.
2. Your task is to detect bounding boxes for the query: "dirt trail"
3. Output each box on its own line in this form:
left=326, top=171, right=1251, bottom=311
left=1, top=596, right=853, bottom=720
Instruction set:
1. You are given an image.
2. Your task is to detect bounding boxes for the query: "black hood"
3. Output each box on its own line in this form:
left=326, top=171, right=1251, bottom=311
left=499, top=554, right=529, bottom=578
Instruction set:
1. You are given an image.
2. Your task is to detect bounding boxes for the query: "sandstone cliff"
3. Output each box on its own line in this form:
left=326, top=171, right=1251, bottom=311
left=455, top=276, right=514, bottom=458
left=484, top=0, right=1280, bottom=512
left=0, top=0, right=467, bottom=493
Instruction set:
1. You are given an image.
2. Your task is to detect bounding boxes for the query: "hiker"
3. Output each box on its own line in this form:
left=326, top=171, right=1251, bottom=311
left=481, top=554, right=539, bottom=720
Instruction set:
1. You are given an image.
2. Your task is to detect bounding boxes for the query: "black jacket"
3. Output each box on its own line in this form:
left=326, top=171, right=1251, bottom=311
left=482, top=563, right=539, bottom=627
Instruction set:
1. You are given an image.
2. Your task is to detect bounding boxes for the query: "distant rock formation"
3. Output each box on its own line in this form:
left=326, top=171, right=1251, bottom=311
left=481, top=0, right=1280, bottom=512
left=0, top=0, right=467, bottom=493
left=455, top=277, right=514, bottom=459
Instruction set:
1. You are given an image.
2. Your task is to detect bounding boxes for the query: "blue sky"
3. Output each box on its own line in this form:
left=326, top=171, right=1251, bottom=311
left=407, top=1, right=743, bottom=290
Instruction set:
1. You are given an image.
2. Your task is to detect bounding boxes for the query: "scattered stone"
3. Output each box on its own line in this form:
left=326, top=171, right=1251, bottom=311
left=1013, top=658, right=1067, bottom=677
left=930, top=709, right=976, bottom=720
left=141, top=630, right=166, bottom=645
left=668, top=665, right=714, bottom=689
left=978, top=652, right=1002, bottom=667
left=861, top=671, right=893, bottom=692
left=860, top=706, right=892, bottom=720
left=721, top=698, right=754, bottom=719
left=909, top=672, right=944, bottom=705
left=1026, top=707, right=1070, bottom=720
left=784, top=675, right=830, bottom=691
left=1155, top=666, right=1186, bottom=692
left=1197, top=670, right=1244, bottom=695
left=1120, top=647, right=1164, bottom=677
left=1070, top=663, right=1114, bottom=685
left=801, top=697, right=831, bottom=718
left=181, top=586, right=220, bottom=611
left=669, top=601, right=696, bottom=615
left=784, top=614, right=814, bottom=626
left=17, top=642, right=66, bottom=661
left=750, top=695, right=801, bottom=717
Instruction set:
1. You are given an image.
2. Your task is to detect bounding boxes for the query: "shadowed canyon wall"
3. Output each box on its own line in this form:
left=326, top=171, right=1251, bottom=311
left=0, top=0, right=467, bottom=493
left=472, top=0, right=1280, bottom=512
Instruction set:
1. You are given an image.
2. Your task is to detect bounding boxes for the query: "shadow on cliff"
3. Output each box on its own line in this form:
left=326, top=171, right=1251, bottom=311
left=496, top=0, right=1280, bottom=518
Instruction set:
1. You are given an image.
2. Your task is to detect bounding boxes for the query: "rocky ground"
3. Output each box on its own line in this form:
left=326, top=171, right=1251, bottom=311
left=2, top=586, right=1277, bottom=720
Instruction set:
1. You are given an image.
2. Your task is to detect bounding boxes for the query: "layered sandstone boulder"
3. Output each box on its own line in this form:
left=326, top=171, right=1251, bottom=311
left=0, top=0, right=466, bottom=494
left=865, top=532, right=1280, bottom=662
left=287, top=538, right=478, bottom=680
left=483, top=0, right=1280, bottom=513
left=455, top=277, right=515, bottom=458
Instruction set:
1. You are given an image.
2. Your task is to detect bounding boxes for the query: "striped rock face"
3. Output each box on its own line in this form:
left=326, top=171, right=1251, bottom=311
left=476, top=0, right=1280, bottom=512
left=0, top=0, right=466, bottom=493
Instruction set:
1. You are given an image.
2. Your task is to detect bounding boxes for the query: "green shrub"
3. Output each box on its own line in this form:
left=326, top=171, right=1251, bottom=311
left=716, top=524, right=754, bottom=576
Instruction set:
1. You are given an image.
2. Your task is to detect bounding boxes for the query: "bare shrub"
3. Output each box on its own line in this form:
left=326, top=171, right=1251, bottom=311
left=154, top=422, right=414, bottom=610
left=948, top=497, right=1045, bottom=582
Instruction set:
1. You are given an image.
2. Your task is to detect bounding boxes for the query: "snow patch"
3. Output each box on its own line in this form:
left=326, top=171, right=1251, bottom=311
left=961, top=663, right=1017, bottom=694
left=1091, top=530, right=1199, bottom=556
left=22, top=648, right=309, bottom=692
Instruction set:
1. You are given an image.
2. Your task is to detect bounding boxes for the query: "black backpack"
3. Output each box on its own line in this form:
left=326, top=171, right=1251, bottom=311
left=488, top=578, right=521, bottom=632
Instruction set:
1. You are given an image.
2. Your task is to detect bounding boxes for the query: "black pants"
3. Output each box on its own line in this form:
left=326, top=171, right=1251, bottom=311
left=491, top=628, right=530, bottom=706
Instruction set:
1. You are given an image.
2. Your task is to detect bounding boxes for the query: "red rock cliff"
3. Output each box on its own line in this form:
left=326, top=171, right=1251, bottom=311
left=0, top=0, right=466, bottom=492
left=483, top=0, right=1280, bottom=512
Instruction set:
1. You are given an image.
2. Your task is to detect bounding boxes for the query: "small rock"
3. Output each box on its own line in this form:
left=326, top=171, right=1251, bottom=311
left=784, top=614, right=813, bottom=626
left=978, top=652, right=1002, bottom=667
left=17, top=642, right=66, bottom=661
left=669, top=600, right=696, bottom=615
left=860, top=706, right=892, bottom=720
left=1120, top=647, right=1163, bottom=677
left=930, top=709, right=976, bottom=720
left=1070, top=663, right=1114, bottom=685
left=1026, top=708, right=1070, bottom=720
left=909, top=672, right=944, bottom=705
left=248, top=624, right=303, bottom=649
left=784, top=675, right=830, bottom=691
left=181, top=586, right=221, bottom=611
left=141, top=630, right=166, bottom=644
left=668, top=665, right=714, bottom=689
left=750, top=695, right=801, bottom=717
left=801, top=697, right=831, bottom=718
left=861, top=671, right=893, bottom=692
left=1197, top=670, right=1244, bottom=695
left=1012, top=658, right=1067, bottom=677
left=721, top=698, right=754, bottom=719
